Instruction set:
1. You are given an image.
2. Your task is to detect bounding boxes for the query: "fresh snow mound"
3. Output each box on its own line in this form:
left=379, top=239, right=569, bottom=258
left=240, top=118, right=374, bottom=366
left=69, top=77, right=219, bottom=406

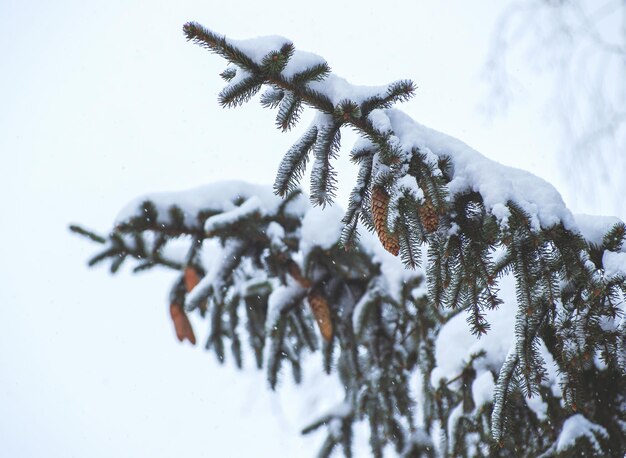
left=556, top=414, right=609, bottom=453
left=309, top=74, right=390, bottom=106
left=116, top=180, right=305, bottom=227
left=282, top=50, right=327, bottom=80
left=385, top=109, right=577, bottom=232
left=471, top=371, right=495, bottom=410
left=266, top=282, right=304, bottom=333
left=226, top=35, right=291, bottom=65
left=301, top=205, right=344, bottom=253
left=430, top=274, right=517, bottom=387
left=204, top=196, right=262, bottom=233
left=574, top=214, right=624, bottom=248
left=603, top=251, right=626, bottom=278
left=224, top=33, right=328, bottom=82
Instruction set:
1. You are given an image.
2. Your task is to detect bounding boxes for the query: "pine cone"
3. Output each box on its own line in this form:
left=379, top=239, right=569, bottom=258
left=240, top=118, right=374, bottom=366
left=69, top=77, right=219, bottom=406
left=183, top=266, right=207, bottom=313
left=307, top=290, right=333, bottom=342
left=183, top=266, right=201, bottom=292
left=287, top=260, right=312, bottom=288
left=419, top=199, right=439, bottom=233
left=169, top=302, right=197, bottom=345
left=371, top=186, right=400, bottom=256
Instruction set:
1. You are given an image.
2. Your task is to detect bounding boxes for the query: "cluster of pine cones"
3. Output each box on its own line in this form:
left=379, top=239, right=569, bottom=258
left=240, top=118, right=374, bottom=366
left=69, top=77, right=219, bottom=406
left=371, top=185, right=439, bottom=256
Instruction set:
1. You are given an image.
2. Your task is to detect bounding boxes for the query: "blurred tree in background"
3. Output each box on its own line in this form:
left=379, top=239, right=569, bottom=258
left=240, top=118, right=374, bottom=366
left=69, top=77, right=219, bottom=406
left=485, top=0, right=626, bottom=218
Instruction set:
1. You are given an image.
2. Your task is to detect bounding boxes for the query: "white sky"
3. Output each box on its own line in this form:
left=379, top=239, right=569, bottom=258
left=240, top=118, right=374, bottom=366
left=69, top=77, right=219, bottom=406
left=0, top=0, right=588, bottom=456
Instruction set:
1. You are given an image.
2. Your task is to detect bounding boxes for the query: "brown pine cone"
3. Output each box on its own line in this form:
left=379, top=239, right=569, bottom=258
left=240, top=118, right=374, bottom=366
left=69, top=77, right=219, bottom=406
left=419, top=199, right=439, bottom=233
left=183, top=266, right=207, bottom=313
left=287, top=260, right=312, bottom=288
left=183, top=266, right=201, bottom=292
left=307, top=290, right=333, bottom=342
left=169, top=302, right=197, bottom=345
left=371, top=186, right=400, bottom=256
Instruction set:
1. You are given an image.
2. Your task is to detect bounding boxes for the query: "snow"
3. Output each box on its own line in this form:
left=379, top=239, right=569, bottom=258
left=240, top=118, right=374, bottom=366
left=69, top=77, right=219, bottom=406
left=447, top=402, right=464, bottom=450
left=206, top=33, right=596, bottom=242
left=407, top=429, right=433, bottom=448
left=471, top=371, right=495, bottom=410
left=537, top=339, right=562, bottom=398
left=574, top=214, right=623, bottom=247
left=282, top=50, right=327, bottom=80
left=226, top=35, right=291, bottom=65
left=117, top=181, right=291, bottom=228
left=396, top=174, right=424, bottom=201
left=368, top=109, right=393, bottom=134
left=300, top=205, right=344, bottom=253
left=525, top=393, right=548, bottom=421
left=602, top=251, right=626, bottom=278
left=326, top=401, right=352, bottom=418
left=352, top=137, right=376, bottom=153
left=209, top=27, right=398, bottom=107
left=265, top=221, right=285, bottom=248
left=353, top=229, right=423, bottom=301
left=490, top=203, right=511, bottom=228
left=155, top=236, right=190, bottom=266
left=204, top=196, right=262, bottom=233
left=556, top=414, right=609, bottom=453
left=352, top=289, right=376, bottom=333
left=221, top=66, right=250, bottom=91
left=420, top=146, right=440, bottom=173
left=386, top=108, right=578, bottom=232
left=430, top=274, right=517, bottom=387
left=265, top=282, right=305, bottom=334
left=309, top=74, right=390, bottom=106
left=226, top=33, right=328, bottom=82
left=184, top=240, right=241, bottom=310
left=200, top=28, right=625, bottom=252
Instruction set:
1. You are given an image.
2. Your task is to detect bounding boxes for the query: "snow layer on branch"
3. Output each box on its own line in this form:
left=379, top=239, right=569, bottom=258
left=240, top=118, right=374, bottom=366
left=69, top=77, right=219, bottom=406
left=226, top=35, right=291, bottom=65
left=603, top=251, right=626, bottom=277
left=573, top=214, right=626, bottom=279
left=309, top=75, right=390, bottom=106
left=184, top=240, right=236, bottom=310
left=386, top=109, right=577, bottom=231
left=116, top=180, right=307, bottom=227
left=346, top=227, right=423, bottom=301
left=265, top=282, right=305, bottom=333
left=471, top=371, right=495, bottom=410
left=447, top=402, right=464, bottom=450
left=574, top=214, right=624, bottom=247
left=430, top=275, right=518, bottom=388
left=396, top=175, right=425, bottom=201
left=556, top=414, right=609, bottom=453
left=300, top=205, right=344, bottom=254
left=266, top=221, right=286, bottom=248
left=282, top=51, right=327, bottom=80
left=325, top=401, right=352, bottom=418
left=352, top=288, right=377, bottom=333
left=204, top=196, right=262, bottom=233
left=214, top=28, right=395, bottom=106
left=368, top=109, right=393, bottom=134
left=431, top=272, right=561, bottom=413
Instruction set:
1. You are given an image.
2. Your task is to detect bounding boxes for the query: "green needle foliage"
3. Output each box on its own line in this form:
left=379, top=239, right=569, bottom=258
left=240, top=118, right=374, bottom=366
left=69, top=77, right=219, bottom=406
left=73, top=23, right=626, bottom=457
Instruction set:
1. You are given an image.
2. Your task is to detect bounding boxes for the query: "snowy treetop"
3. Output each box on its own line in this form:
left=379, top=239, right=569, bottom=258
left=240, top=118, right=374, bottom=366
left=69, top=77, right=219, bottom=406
left=225, top=31, right=399, bottom=104
left=71, top=23, right=626, bottom=457
left=187, top=24, right=612, bottom=237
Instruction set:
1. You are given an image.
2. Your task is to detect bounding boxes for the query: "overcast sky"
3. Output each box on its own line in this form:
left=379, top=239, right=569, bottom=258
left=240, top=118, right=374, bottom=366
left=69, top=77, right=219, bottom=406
left=0, top=1, right=583, bottom=456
